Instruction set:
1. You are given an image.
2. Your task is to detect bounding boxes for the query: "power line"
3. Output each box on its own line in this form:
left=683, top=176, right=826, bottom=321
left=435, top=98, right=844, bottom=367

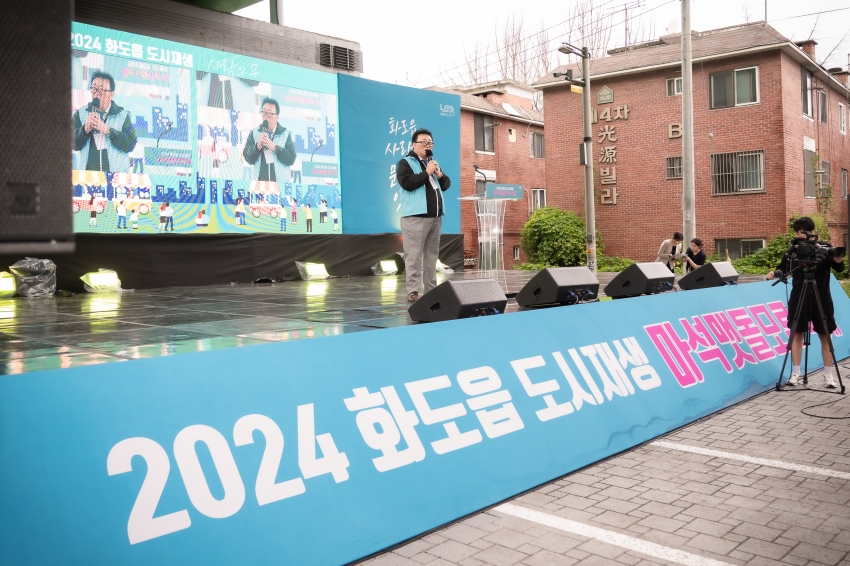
left=769, top=7, right=850, bottom=23
left=433, top=0, right=677, bottom=87
left=421, top=0, right=628, bottom=86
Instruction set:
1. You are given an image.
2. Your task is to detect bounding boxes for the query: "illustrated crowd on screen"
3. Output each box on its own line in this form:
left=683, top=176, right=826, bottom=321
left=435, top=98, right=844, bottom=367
left=344, top=337, right=662, bottom=472
left=645, top=301, right=842, bottom=388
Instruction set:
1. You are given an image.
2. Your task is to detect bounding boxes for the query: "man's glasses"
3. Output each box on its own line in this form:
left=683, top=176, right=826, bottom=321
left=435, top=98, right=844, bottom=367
left=90, top=87, right=112, bottom=95
left=415, top=141, right=435, bottom=146
left=261, top=111, right=278, bottom=117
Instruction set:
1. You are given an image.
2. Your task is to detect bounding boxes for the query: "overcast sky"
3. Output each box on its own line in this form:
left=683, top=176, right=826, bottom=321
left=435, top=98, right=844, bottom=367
left=235, top=0, right=849, bottom=86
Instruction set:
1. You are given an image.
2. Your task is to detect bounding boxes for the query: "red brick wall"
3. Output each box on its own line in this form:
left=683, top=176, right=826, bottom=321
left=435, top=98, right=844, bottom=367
left=781, top=51, right=850, bottom=244
left=543, top=49, right=850, bottom=260
left=459, top=107, right=545, bottom=268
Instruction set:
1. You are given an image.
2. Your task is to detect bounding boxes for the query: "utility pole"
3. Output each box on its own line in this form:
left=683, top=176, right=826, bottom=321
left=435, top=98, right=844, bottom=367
left=270, top=0, right=284, bottom=25
left=681, top=0, right=696, bottom=245
left=556, top=44, right=596, bottom=273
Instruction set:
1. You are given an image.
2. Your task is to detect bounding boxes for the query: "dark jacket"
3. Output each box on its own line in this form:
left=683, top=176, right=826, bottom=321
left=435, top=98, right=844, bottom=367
left=397, top=151, right=451, bottom=217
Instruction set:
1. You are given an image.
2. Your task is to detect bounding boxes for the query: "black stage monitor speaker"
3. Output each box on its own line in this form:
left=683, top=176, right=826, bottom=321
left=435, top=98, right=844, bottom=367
left=0, top=2, right=74, bottom=254
left=516, top=267, right=600, bottom=307
left=409, top=279, right=507, bottom=323
left=604, top=262, right=675, bottom=299
left=678, top=261, right=739, bottom=290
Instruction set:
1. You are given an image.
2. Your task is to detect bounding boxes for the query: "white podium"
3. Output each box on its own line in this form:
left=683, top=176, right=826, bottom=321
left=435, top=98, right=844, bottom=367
left=460, top=186, right=522, bottom=291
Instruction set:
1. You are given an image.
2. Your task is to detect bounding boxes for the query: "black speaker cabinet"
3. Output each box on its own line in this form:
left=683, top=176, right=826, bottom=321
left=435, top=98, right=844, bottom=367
left=516, top=267, right=600, bottom=307
left=678, top=261, right=739, bottom=290
left=0, top=2, right=74, bottom=253
left=409, top=279, right=507, bottom=322
left=604, top=262, right=675, bottom=299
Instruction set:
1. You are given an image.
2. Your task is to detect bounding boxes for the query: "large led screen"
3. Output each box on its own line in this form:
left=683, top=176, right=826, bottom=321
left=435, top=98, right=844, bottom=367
left=71, top=23, right=341, bottom=235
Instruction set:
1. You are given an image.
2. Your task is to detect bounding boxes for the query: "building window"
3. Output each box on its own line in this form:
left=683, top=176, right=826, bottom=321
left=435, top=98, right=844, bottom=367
left=710, top=150, right=765, bottom=194
left=710, top=67, right=758, bottom=109
left=475, top=180, right=486, bottom=196
left=513, top=246, right=520, bottom=260
left=841, top=168, right=848, bottom=199
left=474, top=114, right=494, bottom=152
left=667, top=77, right=682, bottom=96
left=820, top=161, right=831, bottom=196
left=666, top=156, right=683, bottom=179
left=529, top=132, right=544, bottom=158
left=804, top=149, right=817, bottom=197
left=840, top=103, right=846, bottom=134
left=716, top=238, right=765, bottom=260
left=531, top=188, right=546, bottom=211
left=802, top=66, right=813, bottom=117
left=818, top=90, right=827, bottom=123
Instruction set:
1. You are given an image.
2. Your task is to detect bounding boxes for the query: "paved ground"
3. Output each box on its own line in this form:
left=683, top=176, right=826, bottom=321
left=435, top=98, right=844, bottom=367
left=360, top=364, right=850, bottom=566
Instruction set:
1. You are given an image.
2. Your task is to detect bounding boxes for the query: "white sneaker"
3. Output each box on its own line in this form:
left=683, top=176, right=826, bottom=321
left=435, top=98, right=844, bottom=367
left=787, top=373, right=801, bottom=386
left=824, top=374, right=837, bottom=389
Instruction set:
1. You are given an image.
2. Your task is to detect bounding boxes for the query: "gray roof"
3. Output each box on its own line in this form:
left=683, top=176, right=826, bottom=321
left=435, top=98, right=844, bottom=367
left=535, top=22, right=792, bottom=87
left=428, top=86, right=544, bottom=124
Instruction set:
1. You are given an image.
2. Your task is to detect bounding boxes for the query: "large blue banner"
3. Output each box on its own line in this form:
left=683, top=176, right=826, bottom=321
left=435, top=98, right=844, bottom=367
left=338, top=74, right=461, bottom=234
left=1, top=280, right=849, bottom=565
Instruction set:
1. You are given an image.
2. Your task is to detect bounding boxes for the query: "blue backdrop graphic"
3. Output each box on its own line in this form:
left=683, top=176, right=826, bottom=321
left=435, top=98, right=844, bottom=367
left=338, top=75, right=461, bottom=234
left=1, top=280, right=848, bottom=565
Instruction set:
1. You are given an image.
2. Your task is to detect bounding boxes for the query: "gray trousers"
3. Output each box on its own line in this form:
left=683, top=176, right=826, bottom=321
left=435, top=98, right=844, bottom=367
left=400, top=216, right=442, bottom=295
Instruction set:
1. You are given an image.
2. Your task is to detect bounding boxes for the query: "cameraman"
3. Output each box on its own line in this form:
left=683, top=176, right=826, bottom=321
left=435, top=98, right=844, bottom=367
left=766, top=217, right=844, bottom=388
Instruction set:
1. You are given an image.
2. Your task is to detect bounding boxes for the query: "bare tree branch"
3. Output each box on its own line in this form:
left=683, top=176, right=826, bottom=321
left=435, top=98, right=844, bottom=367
left=818, top=29, right=850, bottom=67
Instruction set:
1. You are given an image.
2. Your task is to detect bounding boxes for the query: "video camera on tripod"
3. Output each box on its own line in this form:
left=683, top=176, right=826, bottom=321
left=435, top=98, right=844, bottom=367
left=786, top=232, right=844, bottom=269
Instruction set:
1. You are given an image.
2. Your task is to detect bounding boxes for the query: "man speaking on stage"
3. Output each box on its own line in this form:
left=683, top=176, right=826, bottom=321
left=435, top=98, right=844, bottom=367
left=243, top=98, right=297, bottom=182
left=397, top=128, right=451, bottom=302
left=72, top=71, right=137, bottom=173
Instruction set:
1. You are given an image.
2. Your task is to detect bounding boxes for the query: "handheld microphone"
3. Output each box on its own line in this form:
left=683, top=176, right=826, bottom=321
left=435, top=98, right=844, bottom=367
left=261, top=120, right=269, bottom=132
left=91, top=98, right=101, bottom=111
left=425, top=149, right=433, bottom=161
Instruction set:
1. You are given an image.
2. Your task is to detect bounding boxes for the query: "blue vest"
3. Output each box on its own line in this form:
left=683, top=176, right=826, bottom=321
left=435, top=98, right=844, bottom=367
left=400, top=156, right=442, bottom=217
left=77, top=105, right=133, bottom=172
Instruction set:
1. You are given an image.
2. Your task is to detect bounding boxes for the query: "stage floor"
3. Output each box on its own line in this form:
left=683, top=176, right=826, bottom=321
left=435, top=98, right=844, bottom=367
left=0, top=270, right=765, bottom=376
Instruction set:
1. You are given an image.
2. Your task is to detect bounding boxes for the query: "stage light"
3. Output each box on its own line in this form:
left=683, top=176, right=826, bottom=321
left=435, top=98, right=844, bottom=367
left=80, top=269, right=122, bottom=293
left=0, top=272, right=17, bottom=297
left=295, top=261, right=330, bottom=280
left=371, top=260, right=399, bottom=275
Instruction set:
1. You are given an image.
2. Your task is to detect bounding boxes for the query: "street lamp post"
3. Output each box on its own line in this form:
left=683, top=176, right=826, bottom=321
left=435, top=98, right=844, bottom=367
left=556, top=44, right=597, bottom=273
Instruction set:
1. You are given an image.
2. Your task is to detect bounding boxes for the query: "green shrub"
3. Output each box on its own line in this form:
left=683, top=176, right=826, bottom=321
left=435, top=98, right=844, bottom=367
left=597, top=255, right=635, bottom=272
left=520, top=207, right=595, bottom=267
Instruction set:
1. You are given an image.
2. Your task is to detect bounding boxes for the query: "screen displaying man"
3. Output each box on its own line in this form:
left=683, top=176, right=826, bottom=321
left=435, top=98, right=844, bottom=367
left=766, top=217, right=845, bottom=388
left=72, top=71, right=137, bottom=172
left=242, top=98, right=296, bottom=182
left=397, top=128, right=451, bottom=302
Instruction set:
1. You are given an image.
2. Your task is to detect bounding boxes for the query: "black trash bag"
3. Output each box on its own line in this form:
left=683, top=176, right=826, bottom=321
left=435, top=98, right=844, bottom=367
left=9, top=257, right=57, bottom=297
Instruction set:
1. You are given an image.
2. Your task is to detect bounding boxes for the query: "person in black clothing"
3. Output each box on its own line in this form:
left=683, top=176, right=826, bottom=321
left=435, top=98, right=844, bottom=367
left=397, top=128, right=451, bottom=302
left=683, top=238, right=706, bottom=273
left=766, top=216, right=845, bottom=388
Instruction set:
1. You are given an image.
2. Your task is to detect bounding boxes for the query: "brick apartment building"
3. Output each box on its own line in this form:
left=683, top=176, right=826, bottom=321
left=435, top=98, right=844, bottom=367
left=536, top=22, right=850, bottom=261
left=433, top=81, right=545, bottom=268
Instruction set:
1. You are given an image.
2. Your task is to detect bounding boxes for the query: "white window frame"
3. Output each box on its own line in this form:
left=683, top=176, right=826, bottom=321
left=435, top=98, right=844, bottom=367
left=513, top=246, right=520, bottom=260
left=710, top=66, right=760, bottom=110
left=818, top=90, right=827, bottom=124
left=843, top=169, right=848, bottom=199
left=666, top=77, right=682, bottom=96
left=840, top=103, right=847, bottom=135
left=529, top=132, right=544, bottom=158
left=531, top=188, right=546, bottom=211
left=802, top=66, right=813, bottom=118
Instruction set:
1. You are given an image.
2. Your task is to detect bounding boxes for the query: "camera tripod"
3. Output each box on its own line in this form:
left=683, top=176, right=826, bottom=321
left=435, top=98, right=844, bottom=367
left=774, top=269, right=846, bottom=394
